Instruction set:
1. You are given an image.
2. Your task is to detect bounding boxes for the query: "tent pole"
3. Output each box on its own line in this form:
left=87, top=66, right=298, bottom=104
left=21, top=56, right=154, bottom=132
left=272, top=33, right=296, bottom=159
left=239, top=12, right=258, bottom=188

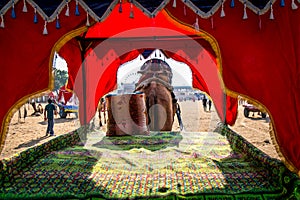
left=79, top=40, right=88, bottom=142
left=77, top=33, right=94, bottom=142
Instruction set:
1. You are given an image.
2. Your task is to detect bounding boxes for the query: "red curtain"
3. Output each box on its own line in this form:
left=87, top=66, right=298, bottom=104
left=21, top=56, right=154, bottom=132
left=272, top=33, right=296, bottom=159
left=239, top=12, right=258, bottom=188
left=59, top=38, right=83, bottom=91
left=57, top=86, right=73, bottom=104
left=73, top=49, right=140, bottom=124
left=166, top=50, right=238, bottom=125
left=166, top=1, right=300, bottom=174
left=0, top=1, right=87, bottom=149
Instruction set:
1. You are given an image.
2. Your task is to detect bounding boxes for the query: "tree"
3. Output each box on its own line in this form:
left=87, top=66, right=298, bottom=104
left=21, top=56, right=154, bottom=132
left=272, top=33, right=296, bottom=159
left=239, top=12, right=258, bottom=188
left=54, top=69, right=68, bottom=91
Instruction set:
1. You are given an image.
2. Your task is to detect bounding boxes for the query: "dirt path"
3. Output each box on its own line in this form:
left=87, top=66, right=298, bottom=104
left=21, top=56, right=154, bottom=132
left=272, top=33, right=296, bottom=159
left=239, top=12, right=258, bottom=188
left=1, top=101, right=280, bottom=160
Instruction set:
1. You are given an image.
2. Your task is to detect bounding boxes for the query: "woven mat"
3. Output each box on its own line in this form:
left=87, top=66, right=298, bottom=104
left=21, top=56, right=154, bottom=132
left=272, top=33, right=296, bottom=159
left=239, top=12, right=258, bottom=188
left=0, top=126, right=299, bottom=199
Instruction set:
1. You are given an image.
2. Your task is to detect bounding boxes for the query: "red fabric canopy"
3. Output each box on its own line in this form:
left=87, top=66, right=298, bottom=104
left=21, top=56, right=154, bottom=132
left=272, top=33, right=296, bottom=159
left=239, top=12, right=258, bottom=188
left=0, top=0, right=299, bottom=176
left=57, top=85, right=73, bottom=104
left=166, top=1, right=300, bottom=174
left=68, top=4, right=236, bottom=126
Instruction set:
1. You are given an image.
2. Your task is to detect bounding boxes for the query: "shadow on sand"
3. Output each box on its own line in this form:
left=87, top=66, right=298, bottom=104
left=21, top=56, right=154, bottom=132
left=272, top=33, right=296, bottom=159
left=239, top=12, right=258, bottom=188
left=14, top=135, right=49, bottom=149
left=37, top=117, right=78, bottom=125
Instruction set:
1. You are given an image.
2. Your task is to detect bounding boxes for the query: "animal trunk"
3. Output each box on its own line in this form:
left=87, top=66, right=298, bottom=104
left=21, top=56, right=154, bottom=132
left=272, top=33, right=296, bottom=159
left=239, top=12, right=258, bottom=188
left=144, top=82, right=174, bottom=131
left=147, top=93, right=160, bottom=131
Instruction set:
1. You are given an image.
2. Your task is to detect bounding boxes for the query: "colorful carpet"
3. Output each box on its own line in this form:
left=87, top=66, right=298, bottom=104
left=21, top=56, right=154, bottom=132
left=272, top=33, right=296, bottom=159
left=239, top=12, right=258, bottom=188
left=0, top=125, right=299, bottom=199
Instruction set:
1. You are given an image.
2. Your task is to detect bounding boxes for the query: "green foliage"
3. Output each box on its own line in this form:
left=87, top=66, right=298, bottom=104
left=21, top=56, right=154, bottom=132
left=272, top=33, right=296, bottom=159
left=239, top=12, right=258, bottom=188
left=54, top=69, right=68, bottom=91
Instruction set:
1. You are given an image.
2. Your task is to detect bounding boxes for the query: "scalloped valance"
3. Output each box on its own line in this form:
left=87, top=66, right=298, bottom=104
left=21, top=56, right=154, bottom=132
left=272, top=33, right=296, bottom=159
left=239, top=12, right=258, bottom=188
left=1, top=0, right=299, bottom=30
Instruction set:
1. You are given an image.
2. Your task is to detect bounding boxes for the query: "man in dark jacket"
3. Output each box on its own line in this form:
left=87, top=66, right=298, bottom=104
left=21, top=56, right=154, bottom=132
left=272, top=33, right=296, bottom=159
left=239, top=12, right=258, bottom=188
left=44, top=98, right=57, bottom=136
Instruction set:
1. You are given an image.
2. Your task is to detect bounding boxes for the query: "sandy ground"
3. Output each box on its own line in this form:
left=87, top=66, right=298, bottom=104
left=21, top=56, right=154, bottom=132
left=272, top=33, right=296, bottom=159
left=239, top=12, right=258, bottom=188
left=0, top=100, right=280, bottom=160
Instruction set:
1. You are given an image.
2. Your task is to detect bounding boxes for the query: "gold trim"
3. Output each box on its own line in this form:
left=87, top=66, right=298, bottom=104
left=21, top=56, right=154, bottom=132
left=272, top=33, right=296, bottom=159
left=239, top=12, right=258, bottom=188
left=0, top=26, right=88, bottom=156
left=162, top=9, right=223, bottom=73
left=0, top=90, right=47, bottom=158
left=51, top=27, right=88, bottom=94
left=226, top=89, right=299, bottom=175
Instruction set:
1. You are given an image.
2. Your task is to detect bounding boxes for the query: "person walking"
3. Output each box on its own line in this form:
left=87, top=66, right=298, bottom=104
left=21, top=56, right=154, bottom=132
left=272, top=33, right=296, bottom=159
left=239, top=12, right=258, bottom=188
left=98, top=97, right=107, bottom=127
left=44, top=98, right=57, bottom=136
left=208, top=99, right=212, bottom=112
left=202, top=96, right=207, bottom=112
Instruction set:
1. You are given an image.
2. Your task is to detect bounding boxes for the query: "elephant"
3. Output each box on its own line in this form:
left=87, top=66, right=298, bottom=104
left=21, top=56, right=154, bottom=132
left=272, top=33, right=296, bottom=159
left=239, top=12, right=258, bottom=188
left=135, top=59, right=178, bottom=131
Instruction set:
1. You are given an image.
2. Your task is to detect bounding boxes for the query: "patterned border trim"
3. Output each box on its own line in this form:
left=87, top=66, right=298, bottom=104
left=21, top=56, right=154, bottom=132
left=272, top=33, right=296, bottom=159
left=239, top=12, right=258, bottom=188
left=26, top=0, right=65, bottom=22
left=215, top=123, right=300, bottom=199
left=241, top=0, right=277, bottom=15
left=215, top=123, right=282, bottom=167
left=0, top=0, right=297, bottom=23
left=184, top=0, right=279, bottom=18
left=77, top=0, right=119, bottom=22
left=0, top=130, right=81, bottom=182
left=184, top=0, right=223, bottom=19
left=132, top=0, right=171, bottom=18
left=0, top=0, right=119, bottom=23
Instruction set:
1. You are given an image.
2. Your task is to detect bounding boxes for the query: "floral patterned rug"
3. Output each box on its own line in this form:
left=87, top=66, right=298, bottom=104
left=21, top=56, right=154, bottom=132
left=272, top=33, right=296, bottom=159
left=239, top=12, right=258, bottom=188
left=0, top=125, right=299, bottom=199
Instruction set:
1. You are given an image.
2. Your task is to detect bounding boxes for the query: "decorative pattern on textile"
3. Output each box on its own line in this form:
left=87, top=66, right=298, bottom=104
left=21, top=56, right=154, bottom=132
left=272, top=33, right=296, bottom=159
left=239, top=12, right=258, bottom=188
left=1, top=126, right=299, bottom=199
left=0, top=0, right=298, bottom=29
left=0, top=0, right=118, bottom=24
left=184, top=0, right=279, bottom=18
left=0, top=130, right=80, bottom=183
